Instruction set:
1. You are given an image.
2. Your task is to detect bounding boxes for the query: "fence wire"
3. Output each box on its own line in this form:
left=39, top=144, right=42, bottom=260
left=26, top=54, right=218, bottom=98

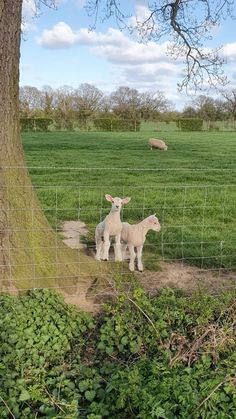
left=1, top=166, right=236, bottom=300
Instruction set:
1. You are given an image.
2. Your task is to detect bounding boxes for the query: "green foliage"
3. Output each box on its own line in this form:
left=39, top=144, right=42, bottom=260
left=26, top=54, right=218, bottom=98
left=93, top=118, right=141, bottom=131
left=0, top=289, right=93, bottom=418
left=20, top=118, right=53, bottom=132
left=1, top=287, right=236, bottom=418
left=177, top=118, right=203, bottom=131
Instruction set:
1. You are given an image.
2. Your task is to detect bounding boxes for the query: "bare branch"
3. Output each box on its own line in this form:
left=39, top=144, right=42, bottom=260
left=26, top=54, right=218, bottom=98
left=85, top=0, right=235, bottom=91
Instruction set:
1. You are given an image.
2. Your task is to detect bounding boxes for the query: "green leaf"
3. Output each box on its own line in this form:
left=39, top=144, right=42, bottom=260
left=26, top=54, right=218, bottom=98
left=105, top=346, right=113, bottom=356
left=85, top=390, right=96, bottom=402
left=19, top=389, right=31, bottom=401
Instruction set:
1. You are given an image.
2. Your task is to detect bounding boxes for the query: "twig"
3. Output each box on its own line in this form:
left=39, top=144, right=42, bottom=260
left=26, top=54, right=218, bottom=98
left=127, top=296, right=159, bottom=337
left=199, top=378, right=228, bottom=407
left=0, top=395, right=16, bottom=419
left=44, top=388, right=67, bottom=414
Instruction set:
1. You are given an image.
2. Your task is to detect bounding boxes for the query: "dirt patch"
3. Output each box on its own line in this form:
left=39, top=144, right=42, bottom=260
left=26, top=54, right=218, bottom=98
left=139, top=262, right=236, bottom=296
left=61, top=286, right=100, bottom=313
left=61, top=220, right=88, bottom=250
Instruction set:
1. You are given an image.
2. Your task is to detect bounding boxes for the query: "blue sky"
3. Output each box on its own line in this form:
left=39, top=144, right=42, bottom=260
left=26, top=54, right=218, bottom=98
left=21, top=0, right=236, bottom=109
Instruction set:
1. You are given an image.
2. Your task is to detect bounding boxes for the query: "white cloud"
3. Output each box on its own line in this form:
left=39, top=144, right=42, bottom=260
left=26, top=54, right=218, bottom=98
left=75, top=0, right=85, bottom=7
left=223, top=42, right=236, bottom=62
left=128, top=5, right=151, bottom=28
left=37, top=22, right=171, bottom=64
left=36, top=21, right=187, bottom=102
left=37, top=23, right=127, bottom=49
left=22, top=0, right=37, bottom=17
left=37, top=22, right=79, bottom=48
left=22, top=0, right=37, bottom=32
left=92, top=40, right=171, bottom=65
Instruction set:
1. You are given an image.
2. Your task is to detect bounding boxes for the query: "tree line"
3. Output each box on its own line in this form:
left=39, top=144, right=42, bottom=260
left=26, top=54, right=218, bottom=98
left=20, top=84, right=236, bottom=129
left=20, top=84, right=171, bottom=129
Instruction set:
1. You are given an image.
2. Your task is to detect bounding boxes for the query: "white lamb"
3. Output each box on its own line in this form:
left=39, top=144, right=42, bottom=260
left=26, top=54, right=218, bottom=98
left=95, top=194, right=131, bottom=262
left=148, top=138, right=168, bottom=151
left=121, top=214, right=161, bottom=272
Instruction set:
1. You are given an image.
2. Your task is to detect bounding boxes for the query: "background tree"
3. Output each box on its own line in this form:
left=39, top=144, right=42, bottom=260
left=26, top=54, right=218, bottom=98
left=182, top=106, right=197, bottom=118
left=42, top=85, right=55, bottom=118
left=139, top=91, right=170, bottom=121
left=191, top=95, right=223, bottom=121
left=54, top=85, right=76, bottom=130
left=110, top=86, right=141, bottom=119
left=19, top=85, right=44, bottom=117
left=74, top=83, right=104, bottom=127
left=221, top=89, right=236, bottom=120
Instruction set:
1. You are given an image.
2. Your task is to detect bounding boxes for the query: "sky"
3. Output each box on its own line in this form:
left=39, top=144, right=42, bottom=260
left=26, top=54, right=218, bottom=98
left=20, top=0, right=236, bottom=109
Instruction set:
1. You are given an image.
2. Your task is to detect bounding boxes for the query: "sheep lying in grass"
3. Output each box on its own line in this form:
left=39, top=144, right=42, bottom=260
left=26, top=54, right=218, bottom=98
left=121, top=214, right=161, bottom=272
left=95, top=194, right=131, bottom=262
left=148, top=138, right=168, bottom=151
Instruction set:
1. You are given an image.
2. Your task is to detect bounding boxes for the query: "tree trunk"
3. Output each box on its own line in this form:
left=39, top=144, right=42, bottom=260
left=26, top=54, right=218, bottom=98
left=0, top=1, right=101, bottom=303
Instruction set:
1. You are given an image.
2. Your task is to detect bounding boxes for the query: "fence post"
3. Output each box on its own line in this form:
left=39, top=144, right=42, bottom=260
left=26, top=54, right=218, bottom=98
left=111, top=119, right=113, bottom=132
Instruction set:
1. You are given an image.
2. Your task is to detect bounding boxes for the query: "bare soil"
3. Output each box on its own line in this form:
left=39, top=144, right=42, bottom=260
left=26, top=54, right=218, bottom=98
left=61, top=220, right=88, bottom=250
left=140, top=262, right=236, bottom=296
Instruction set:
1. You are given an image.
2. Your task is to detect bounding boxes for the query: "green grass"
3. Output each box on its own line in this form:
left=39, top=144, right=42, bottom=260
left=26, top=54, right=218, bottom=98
left=21, top=130, right=236, bottom=270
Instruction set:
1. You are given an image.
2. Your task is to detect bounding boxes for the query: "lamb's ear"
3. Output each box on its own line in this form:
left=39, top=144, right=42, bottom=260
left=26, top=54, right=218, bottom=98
left=122, top=197, right=131, bottom=204
left=148, top=215, right=157, bottom=223
left=105, top=194, right=114, bottom=203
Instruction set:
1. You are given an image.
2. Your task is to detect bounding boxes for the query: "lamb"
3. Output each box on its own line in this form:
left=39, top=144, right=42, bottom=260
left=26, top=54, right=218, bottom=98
left=95, top=194, right=131, bottom=262
left=121, top=214, right=161, bottom=272
left=148, top=138, right=168, bottom=151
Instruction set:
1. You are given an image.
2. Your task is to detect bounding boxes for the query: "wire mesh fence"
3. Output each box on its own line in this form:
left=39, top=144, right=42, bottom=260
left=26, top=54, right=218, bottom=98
left=1, top=166, right=236, bottom=300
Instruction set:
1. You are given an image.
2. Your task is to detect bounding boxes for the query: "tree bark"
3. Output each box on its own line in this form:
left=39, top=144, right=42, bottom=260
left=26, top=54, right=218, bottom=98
left=0, top=0, right=100, bottom=301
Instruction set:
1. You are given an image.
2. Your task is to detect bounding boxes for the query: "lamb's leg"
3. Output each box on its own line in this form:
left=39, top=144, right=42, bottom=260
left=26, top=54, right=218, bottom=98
left=121, top=242, right=128, bottom=260
left=95, top=236, right=103, bottom=261
left=102, top=230, right=110, bottom=261
left=114, top=233, right=122, bottom=262
left=137, top=245, right=144, bottom=272
left=128, top=244, right=136, bottom=272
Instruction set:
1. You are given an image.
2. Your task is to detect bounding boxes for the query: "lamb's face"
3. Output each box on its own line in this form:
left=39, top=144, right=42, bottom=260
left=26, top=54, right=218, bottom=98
left=105, top=195, right=131, bottom=212
left=147, top=215, right=161, bottom=232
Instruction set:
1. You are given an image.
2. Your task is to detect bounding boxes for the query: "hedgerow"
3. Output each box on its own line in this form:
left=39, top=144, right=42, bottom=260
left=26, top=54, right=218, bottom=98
left=20, top=118, right=53, bottom=132
left=0, top=286, right=236, bottom=418
left=93, top=118, right=141, bottom=131
left=176, top=118, right=203, bottom=131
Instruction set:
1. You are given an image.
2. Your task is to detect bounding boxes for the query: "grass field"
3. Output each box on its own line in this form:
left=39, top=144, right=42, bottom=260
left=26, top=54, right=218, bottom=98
left=21, top=130, right=236, bottom=270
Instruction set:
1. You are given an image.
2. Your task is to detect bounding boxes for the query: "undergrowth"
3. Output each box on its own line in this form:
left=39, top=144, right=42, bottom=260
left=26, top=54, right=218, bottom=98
left=1, top=285, right=236, bottom=418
